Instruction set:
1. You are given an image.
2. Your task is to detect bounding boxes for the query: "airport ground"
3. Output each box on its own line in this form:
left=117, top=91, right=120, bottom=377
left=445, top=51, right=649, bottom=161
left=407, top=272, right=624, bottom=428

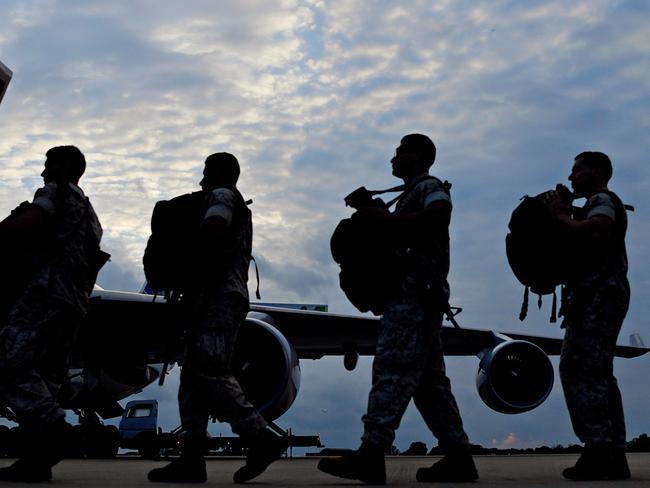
left=0, top=453, right=649, bottom=486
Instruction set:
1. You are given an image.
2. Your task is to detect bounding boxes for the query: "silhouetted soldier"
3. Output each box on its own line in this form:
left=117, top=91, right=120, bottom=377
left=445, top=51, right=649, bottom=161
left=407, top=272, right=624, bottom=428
left=0, top=146, right=103, bottom=482
left=148, top=153, right=284, bottom=484
left=545, top=152, right=631, bottom=480
left=318, top=134, right=478, bottom=484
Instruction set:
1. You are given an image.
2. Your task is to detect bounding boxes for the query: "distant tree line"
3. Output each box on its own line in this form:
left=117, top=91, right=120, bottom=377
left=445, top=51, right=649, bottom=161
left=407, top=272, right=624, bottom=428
left=397, top=433, right=650, bottom=456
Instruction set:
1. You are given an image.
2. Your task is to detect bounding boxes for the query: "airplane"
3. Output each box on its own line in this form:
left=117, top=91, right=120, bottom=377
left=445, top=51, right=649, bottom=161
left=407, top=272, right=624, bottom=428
left=53, top=285, right=648, bottom=436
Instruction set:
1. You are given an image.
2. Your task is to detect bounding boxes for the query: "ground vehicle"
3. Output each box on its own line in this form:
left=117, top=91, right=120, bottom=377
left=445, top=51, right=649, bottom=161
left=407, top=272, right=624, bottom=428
left=117, top=399, right=323, bottom=458
left=118, top=400, right=164, bottom=458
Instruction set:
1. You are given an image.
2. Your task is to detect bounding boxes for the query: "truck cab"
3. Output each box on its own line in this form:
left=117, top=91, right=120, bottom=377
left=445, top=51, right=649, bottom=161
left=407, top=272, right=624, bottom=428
left=118, top=399, right=159, bottom=456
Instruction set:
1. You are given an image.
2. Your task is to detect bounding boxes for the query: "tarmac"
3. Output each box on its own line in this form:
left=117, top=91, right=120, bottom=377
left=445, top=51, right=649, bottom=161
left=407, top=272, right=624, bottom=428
left=0, top=454, right=648, bottom=486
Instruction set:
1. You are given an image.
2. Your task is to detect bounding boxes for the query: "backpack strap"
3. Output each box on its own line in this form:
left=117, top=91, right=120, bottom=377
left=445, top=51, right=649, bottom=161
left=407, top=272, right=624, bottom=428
left=221, top=185, right=262, bottom=300
left=550, top=289, right=557, bottom=323
left=250, top=255, right=261, bottom=300
left=50, top=183, right=83, bottom=252
left=596, top=189, right=631, bottom=271
left=350, top=184, right=406, bottom=209
left=599, top=189, right=632, bottom=227
left=371, top=175, right=452, bottom=210
left=519, top=286, right=529, bottom=321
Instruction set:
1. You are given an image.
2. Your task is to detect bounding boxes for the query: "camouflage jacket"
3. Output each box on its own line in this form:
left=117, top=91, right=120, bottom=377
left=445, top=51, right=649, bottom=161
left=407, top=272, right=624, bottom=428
left=569, top=189, right=629, bottom=295
left=394, top=173, right=452, bottom=300
left=203, top=186, right=251, bottom=300
left=28, top=182, right=103, bottom=315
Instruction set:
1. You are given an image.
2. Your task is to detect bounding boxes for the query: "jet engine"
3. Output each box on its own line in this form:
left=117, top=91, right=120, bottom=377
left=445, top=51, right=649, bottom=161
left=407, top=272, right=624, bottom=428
left=476, top=334, right=554, bottom=414
left=232, top=313, right=301, bottom=421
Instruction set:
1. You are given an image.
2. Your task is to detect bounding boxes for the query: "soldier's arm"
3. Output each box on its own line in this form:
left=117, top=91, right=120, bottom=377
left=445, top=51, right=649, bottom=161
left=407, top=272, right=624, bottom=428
left=555, top=213, right=614, bottom=243
left=0, top=181, right=59, bottom=237
left=0, top=204, right=49, bottom=237
left=202, top=215, right=228, bottom=239
left=544, top=192, right=614, bottom=243
left=202, top=187, right=234, bottom=241
left=354, top=200, right=451, bottom=235
left=387, top=200, right=451, bottom=233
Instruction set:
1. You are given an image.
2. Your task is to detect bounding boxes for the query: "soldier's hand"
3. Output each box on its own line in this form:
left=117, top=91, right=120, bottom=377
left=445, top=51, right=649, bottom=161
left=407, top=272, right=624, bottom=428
left=352, top=206, right=391, bottom=225
left=543, top=190, right=570, bottom=218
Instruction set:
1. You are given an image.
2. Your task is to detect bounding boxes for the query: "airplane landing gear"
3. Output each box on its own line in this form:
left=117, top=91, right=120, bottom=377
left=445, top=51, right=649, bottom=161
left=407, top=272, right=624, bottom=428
left=72, top=410, right=120, bottom=458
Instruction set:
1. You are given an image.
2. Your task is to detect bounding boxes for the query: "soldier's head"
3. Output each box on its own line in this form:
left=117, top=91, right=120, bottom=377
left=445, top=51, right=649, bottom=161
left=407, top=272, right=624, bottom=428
left=391, top=133, right=436, bottom=181
left=201, top=152, right=240, bottom=191
left=42, top=145, right=86, bottom=185
left=569, top=151, right=612, bottom=198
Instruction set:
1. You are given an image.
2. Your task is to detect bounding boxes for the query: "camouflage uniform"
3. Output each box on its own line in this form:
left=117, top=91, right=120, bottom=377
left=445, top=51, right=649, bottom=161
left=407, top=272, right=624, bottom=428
left=0, top=182, right=102, bottom=428
left=178, top=186, right=266, bottom=447
left=560, top=190, right=629, bottom=448
left=362, top=174, right=470, bottom=450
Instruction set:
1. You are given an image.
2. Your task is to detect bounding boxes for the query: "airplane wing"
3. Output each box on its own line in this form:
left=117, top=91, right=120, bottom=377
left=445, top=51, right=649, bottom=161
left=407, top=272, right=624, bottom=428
left=76, top=290, right=649, bottom=367
left=249, top=304, right=649, bottom=359
left=55, top=289, right=649, bottom=421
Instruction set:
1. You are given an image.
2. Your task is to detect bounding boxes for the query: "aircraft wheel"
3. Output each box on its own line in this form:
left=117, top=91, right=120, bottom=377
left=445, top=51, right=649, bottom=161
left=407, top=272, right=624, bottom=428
left=137, top=432, right=159, bottom=459
left=0, top=425, right=9, bottom=457
left=85, top=425, right=120, bottom=458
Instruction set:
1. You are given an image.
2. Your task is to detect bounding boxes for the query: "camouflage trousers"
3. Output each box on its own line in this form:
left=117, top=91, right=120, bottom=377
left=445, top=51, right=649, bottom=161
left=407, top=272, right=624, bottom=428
left=560, top=283, right=629, bottom=448
left=179, top=292, right=266, bottom=448
left=362, top=279, right=469, bottom=451
left=0, top=287, right=81, bottom=428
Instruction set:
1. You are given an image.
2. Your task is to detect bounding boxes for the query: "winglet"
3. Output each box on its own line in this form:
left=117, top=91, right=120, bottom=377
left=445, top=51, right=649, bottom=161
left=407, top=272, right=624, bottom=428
left=630, top=333, right=646, bottom=348
left=140, top=281, right=159, bottom=296
left=0, top=60, right=12, bottom=106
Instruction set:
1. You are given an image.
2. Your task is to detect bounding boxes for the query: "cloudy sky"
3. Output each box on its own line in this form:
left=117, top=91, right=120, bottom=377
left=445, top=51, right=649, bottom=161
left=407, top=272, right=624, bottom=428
left=1, top=0, right=649, bottom=453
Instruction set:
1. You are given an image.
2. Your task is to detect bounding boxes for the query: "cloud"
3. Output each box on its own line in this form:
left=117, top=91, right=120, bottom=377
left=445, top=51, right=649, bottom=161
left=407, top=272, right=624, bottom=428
left=493, top=432, right=518, bottom=449
left=96, top=237, right=143, bottom=292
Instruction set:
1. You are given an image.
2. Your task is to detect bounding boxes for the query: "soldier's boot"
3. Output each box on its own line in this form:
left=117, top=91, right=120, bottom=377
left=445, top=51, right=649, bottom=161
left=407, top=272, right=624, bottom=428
left=147, top=456, right=207, bottom=483
left=610, top=448, right=631, bottom=480
left=416, top=449, right=478, bottom=482
left=233, top=429, right=286, bottom=483
left=317, top=442, right=386, bottom=485
left=0, top=458, right=53, bottom=482
left=0, top=419, right=70, bottom=482
left=148, top=439, right=207, bottom=483
left=562, top=444, right=616, bottom=480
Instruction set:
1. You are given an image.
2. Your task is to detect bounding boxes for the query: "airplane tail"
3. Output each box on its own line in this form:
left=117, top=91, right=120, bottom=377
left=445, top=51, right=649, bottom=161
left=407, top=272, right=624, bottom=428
left=630, top=333, right=646, bottom=348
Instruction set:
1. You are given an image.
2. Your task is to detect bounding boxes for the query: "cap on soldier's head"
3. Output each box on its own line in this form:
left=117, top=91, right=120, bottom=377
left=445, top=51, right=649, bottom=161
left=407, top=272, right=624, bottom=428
left=400, top=133, right=436, bottom=168
left=204, top=152, right=240, bottom=184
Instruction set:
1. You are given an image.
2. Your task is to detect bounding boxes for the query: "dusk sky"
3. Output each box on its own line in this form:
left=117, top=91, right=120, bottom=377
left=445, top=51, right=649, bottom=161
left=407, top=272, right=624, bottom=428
left=1, top=0, right=649, bottom=453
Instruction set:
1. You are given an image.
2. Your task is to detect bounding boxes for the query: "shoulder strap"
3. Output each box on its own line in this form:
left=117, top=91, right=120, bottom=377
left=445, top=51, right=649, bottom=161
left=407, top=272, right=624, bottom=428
left=599, top=189, right=631, bottom=235
left=391, top=175, right=451, bottom=209
left=343, top=176, right=452, bottom=210
left=52, top=184, right=87, bottom=241
left=214, top=184, right=250, bottom=217
left=220, top=185, right=261, bottom=299
left=600, top=189, right=633, bottom=211
left=579, top=190, right=629, bottom=278
left=363, top=183, right=406, bottom=195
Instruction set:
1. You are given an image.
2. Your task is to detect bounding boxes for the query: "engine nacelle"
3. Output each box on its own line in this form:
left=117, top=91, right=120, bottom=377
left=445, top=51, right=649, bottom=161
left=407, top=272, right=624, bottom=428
left=232, top=313, right=301, bottom=421
left=476, top=337, right=554, bottom=414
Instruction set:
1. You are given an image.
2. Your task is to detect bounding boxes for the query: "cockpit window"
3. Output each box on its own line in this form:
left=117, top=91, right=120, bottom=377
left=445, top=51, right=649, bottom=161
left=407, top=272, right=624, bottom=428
left=127, top=406, right=153, bottom=418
